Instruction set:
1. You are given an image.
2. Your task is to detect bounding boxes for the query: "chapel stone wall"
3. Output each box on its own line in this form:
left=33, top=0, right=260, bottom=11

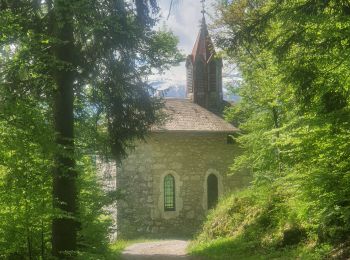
left=116, top=132, right=251, bottom=238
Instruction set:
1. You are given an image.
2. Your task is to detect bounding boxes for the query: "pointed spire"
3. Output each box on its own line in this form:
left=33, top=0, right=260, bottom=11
left=201, top=0, right=206, bottom=18
left=200, top=0, right=207, bottom=31
left=191, top=1, right=215, bottom=63
left=186, top=0, right=223, bottom=111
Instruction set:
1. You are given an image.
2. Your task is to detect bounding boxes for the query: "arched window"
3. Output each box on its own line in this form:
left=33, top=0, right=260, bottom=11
left=207, top=174, right=218, bottom=210
left=164, top=174, right=175, bottom=211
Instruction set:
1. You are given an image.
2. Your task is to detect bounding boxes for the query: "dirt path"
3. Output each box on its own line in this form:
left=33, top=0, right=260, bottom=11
left=121, top=240, right=199, bottom=260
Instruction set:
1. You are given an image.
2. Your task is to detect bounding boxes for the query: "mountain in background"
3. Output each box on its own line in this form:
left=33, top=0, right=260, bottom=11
left=150, top=76, right=241, bottom=102
left=151, top=79, right=186, bottom=98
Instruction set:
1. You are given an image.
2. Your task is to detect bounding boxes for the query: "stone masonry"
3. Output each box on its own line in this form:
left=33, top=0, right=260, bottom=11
left=116, top=132, right=250, bottom=238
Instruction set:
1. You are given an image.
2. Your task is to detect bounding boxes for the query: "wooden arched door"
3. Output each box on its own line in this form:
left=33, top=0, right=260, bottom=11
left=207, top=174, right=218, bottom=210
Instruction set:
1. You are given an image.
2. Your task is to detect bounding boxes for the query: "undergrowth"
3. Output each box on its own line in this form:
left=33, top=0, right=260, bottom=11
left=189, top=186, right=333, bottom=259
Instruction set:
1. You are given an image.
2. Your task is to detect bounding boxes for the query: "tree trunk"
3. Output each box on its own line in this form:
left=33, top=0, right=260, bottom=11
left=51, top=0, right=77, bottom=257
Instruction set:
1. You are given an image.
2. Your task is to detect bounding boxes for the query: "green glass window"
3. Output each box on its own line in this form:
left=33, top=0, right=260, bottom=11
left=164, top=174, right=175, bottom=211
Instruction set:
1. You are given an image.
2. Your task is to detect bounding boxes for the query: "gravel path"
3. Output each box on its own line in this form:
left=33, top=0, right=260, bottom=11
left=121, top=240, right=199, bottom=260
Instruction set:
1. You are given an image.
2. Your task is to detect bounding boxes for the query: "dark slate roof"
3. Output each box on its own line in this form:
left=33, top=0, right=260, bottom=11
left=152, top=99, right=238, bottom=133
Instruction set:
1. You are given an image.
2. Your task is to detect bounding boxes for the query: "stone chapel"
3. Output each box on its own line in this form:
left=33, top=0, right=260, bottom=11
left=115, top=16, right=250, bottom=238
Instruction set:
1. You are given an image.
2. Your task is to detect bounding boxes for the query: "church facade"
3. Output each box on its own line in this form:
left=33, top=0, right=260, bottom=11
left=116, top=17, right=250, bottom=238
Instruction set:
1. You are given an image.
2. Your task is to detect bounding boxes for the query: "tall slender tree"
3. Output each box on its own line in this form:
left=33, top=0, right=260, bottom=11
left=50, top=1, right=77, bottom=256
left=0, top=0, right=181, bottom=257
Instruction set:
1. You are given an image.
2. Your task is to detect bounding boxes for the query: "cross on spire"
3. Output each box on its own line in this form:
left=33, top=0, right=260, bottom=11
left=200, top=0, right=206, bottom=17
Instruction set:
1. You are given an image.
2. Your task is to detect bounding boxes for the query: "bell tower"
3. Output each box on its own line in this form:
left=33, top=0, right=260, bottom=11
left=186, top=1, right=223, bottom=112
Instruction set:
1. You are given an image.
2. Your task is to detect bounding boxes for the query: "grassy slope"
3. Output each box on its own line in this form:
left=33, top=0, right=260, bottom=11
left=189, top=187, right=332, bottom=259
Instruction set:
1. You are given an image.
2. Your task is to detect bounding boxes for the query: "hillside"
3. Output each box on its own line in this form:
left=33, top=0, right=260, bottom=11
left=187, top=1, right=350, bottom=259
left=189, top=186, right=348, bottom=259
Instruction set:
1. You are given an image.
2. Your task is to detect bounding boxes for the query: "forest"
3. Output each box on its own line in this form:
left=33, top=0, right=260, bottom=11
left=1, top=0, right=350, bottom=259
left=0, top=0, right=181, bottom=258
left=190, top=0, right=350, bottom=259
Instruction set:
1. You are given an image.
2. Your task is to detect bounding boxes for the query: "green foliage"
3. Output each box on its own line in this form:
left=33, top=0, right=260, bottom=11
left=0, top=98, right=117, bottom=258
left=0, top=97, right=53, bottom=259
left=218, top=0, right=350, bottom=245
left=76, top=156, right=113, bottom=257
left=192, top=0, right=350, bottom=258
left=190, top=188, right=332, bottom=259
left=0, top=0, right=182, bottom=258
